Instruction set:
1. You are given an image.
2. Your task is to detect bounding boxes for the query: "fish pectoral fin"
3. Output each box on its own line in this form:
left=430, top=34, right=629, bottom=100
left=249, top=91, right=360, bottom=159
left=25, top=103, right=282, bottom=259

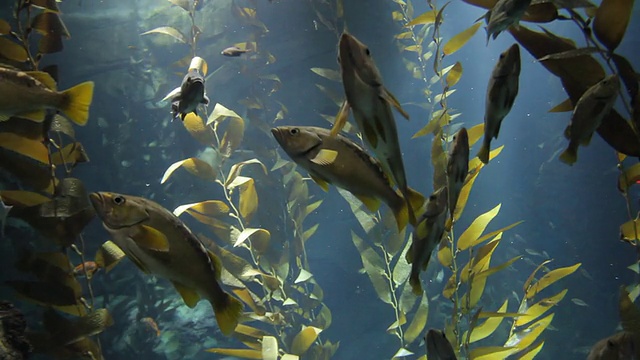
left=381, top=87, right=410, bottom=120
left=309, top=174, right=330, bottom=192
left=207, top=249, right=223, bottom=280
left=172, top=281, right=201, bottom=308
left=355, top=194, right=381, bottom=213
left=16, top=109, right=46, bottom=123
left=405, top=187, right=426, bottom=218
left=310, top=149, right=338, bottom=166
left=132, top=225, right=170, bottom=252
left=162, top=87, right=182, bottom=102
left=25, top=71, right=57, bottom=90
left=330, top=100, right=351, bottom=137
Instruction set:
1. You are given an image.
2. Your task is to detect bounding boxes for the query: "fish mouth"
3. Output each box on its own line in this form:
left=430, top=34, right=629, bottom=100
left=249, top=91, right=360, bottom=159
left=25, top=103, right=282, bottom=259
left=89, top=192, right=105, bottom=215
left=338, top=33, right=355, bottom=69
left=270, top=128, right=284, bottom=144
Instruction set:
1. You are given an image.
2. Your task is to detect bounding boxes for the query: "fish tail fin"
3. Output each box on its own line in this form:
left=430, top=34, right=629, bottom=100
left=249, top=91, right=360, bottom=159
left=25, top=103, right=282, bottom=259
left=212, top=293, right=244, bottom=336
left=392, top=200, right=409, bottom=232
left=403, top=187, right=426, bottom=226
left=477, top=138, right=490, bottom=164
left=60, top=81, right=94, bottom=126
left=409, top=271, right=423, bottom=295
left=559, top=145, right=577, bottom=165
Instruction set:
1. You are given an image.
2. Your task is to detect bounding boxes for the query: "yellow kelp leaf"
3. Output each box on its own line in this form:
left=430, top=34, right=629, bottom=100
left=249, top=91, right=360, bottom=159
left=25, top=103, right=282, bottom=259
left=0, top=190, right=50, bottom=207
left=443, top=273, right=457, bottom=299
left=310, top=67, right=341, bottom=82
left=95, top=240, right=125, bottom=272
left=507, top=314, right=554, bottom=351
left=468, top=271, right=489, bottom=309
left=443, top=23, right=482, bottom=55
left=404, top=292, right=429, bottom=344
left=469, top=346, right=517, bottom=360
left=234, top=228, right=270, bottom=248
left=523, top=259, right=553, bottom=293
left=352, top=232, right=392, bottom=304
left=182, top=113, right=215, bottom=145
left=220, top=117, right=245, bottom=155
left=173, top=200, right=230, bottom=217
left=303, top=224, right=319, bottom=242
left=515, top=289, right=567, bottom=327
left=472, top=220, right=524, bottom=247
left=619, top=287, right=640, bottom=333
left=0, top=37, right=28, bottom=62
left=305, top=200, right=323, bottom=216
left=395, top=31, right=413, bottom=39
left=207, top=103, right=242, bottom=124
left=593, top=0, right=633, bottom=51
left=0, top=133, right=49, bottom=164
left=392, top=10, right=404, bottom=21
left=548, top=98, right=573, bottom=112
left=281, top=355, right=300, bottom=360
left=404, top=44, right=421, bottom=53
left=619, top=163, right=640, bottom=193
left=50, top=142, right=89, bottom=165
left=234, top=324, right=270, bottom=339
left=518, top=341, right=544, bottom=360
left=140, top=26, right=187, bottom=44
left=238, top=177, right=258, bottom=222
left=413, top=109, right=451, bottom=138
left=446, top=62, right=463, bottom=87
left=469, top=145, right=504, bottom=169
left=0, top=19, right=10, bottom=34
left=621, top=218, right=640, bottom=242
left=205, top=348, right=262, bottom=359
left=386, top=312, right=407, bottom=333
left=232, top=288, right=264, bottom=315
left=461, top=235, right=501, bottom=283
left=290, top=326, right=322, bottom=356
left=438, top=237, right=453, bottom=268
left=225, top=158, right=268, bottom=188
left=406, top=10, right=436, bottom=26
left=457, top=204, right=501, bottom=250
left=262, top=336, right=278, bottom=360
left=525, top=263, right=581, bottom=299
left=160, top=158, right=216, bottom=184
left=473, top=256, right=521, bottom=282
left=468, top=300, right=508, bottom=343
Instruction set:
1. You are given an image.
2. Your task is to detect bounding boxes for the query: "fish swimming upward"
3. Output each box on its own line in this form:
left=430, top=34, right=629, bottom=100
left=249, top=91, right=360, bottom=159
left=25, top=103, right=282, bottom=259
left=335, top=32, right=423, bottom=226
left=89, top=192, right=243, bottom=335
left=484, top=0, right=533, bottom=43
left=164, top=56, right=210, bottom=121
left=271, top=126, right=423, bottom=231
left=446, top=128, right=469, bottom=220
left=0, top=66, right=94, bottom=125
left=426, top=329, right=458, bottom=360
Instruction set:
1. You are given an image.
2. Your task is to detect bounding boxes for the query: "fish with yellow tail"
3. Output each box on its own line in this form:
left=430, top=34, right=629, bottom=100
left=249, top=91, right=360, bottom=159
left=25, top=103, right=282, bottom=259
left=426, top=329, right=458, bottom=360
left=406, top=187, right=448, bottom=295
left=334, top=32, right=423, bottom=226
left=559, top=74, right=619, bottom=165
left=0, top=66, right=94, bottom=125
left=477, top=44, right=521, bottom=164
left=271, top=126, right=423, bottom=231
left=89, top=192, right=243, bottom=336
left=446, top=128, right=469, bottom=220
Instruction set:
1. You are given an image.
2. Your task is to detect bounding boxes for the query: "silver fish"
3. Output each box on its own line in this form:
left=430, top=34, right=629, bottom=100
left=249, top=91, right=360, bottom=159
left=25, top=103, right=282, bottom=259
left=426, top=329, right=458, bottom=360
left=164, top=57, right=210, bottom=121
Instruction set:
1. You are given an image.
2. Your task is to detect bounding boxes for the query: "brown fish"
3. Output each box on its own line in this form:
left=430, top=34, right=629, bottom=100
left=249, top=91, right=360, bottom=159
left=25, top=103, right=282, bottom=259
left=446, top=128, right=469, bottom=219
left=426, top=329, right=458, bottom=360
left=587, top=332, right=635, bottom=360
left=221, top=46, right=251, bottom=57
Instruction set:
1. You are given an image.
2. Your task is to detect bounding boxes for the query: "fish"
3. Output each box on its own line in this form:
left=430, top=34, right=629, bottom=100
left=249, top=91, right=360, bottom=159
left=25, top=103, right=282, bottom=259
left=446, top=128, right=469, bottom=219
left=89, top=192, right=243, bottom=335
left=559, top=74, right=619, bottom=165
left=0, top=66, right=94, bottom=125
left=221, top=46, right=250, bottom=57
left=164, top=57, right=210, bottom=121
left=484, top=0, right=532, bottom=42
left=271, top=126, right=423, bottom=231
left=587, top=332, right=635, bottom=360
left=335, top=32, right=422, bottom=226
left=426, top=329, right=458, bottom=360
left=477, top=44, right=521, bottom=164
left=0, top=196, right=12, bottom=238
left=406, top=187, right=448, bottom=295
left=72, top=261, right=101, bottom=279
left=571, top=298, right=589, bottom=307
left=140, top=317, right=161, bottom=337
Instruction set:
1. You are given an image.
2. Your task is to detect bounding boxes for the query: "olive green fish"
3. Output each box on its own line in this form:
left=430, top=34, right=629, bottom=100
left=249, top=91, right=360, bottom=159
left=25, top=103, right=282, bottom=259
left=0, top=66, right=94, bottom=125
left=477, top=44, right=521, bottom=164
left=559, top=74, right=619, bottom=165
left=447, top=128, right=469, bottom=220
left=484, top=0, right=532, bottom=43
left=271, top=126, right=423, bottom=231
left=587, top=332, right=635, bottom=360
left=89, top=192, right=243, bottom=335
left=406, top=187, right=448, bottom=295
left=334, top=32, right=422, bottom=226
left=426, top=329, right=458, bottom=360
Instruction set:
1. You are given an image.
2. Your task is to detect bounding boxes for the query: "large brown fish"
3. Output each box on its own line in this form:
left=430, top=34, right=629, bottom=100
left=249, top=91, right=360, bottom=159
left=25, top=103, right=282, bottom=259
left=559, top=74, right=619, bottom=165
left=477, top=44, right=521, bottom=164
left=89, top=192, right=243, bottom=335
left=587, top=332, right=635, bottom=360
left=271, top=126, right=423, bottom=231
left=446, top=128, right=469, bottom=220
left=426, top=329, right=458, bottom=360
left=335, top=32, right=422, bottom=225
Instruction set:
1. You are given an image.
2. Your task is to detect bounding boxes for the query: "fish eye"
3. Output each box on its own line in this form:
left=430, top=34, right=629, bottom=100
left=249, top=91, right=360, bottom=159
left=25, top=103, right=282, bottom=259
left=113, top=196, right=126, bottom=205
left=289, top=128, right=300, bottom=135
left=365, top=48, right=371, bottom=56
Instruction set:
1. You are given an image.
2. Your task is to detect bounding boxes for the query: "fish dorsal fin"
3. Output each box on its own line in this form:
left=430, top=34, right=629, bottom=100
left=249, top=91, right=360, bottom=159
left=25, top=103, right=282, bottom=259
left=172, top=281, right=200, bottom=308
left=381, top=87, right=409, bottom=120
left=207, top=249, right=223, bottom=280
left=330, top=100, right=351, bottom=137
left=132, top=225, right=170, bottom=252
left=25, top=71, right=57, bottom=90
left=310, top=149, right=338, bottom=166
left=309, top=173, right=330, bottom=192
left=355, top=194, right=381, bottom=212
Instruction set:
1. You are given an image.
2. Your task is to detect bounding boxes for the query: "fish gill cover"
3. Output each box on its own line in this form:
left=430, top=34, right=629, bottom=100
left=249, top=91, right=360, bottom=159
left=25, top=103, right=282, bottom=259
left=0, top=0, right=638, bottom=359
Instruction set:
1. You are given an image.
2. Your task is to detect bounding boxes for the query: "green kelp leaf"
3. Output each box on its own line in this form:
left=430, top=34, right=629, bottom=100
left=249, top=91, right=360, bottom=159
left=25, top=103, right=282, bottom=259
left=205, top=348, right=262, bottom=359
left=290, top=326, right=322, bottom=356
left=403, top=293, right=428, bottom=344
left=515, top=289, right=567, bottom=327
left=303, top=224, right=319, bottom=242
left=612, top=54, right=638, bottom=100
left=161, top=158, right=216, bottom=183
left=466, top=300, right=508, bottom=343
left=295, top=269, right=314, bottom=283
left=311, top=67, right=341, bottom=82
left=141, top=26, right=188, bottom=44
left=469, top=346, right=517, bottom=359
left=406, top=10, right=436, bottom=26
left=352, top=232, right=392, bottom=304
left=618, top=163, right=640, bottom=193
left=446, top=62, right=463, bottom=87
left=525, top=263, right=580, bottom=299
left=392, top=348, right=414, bottom=358
left=399, top=280, right=419, bottom=314
left=593, top=0, right=633, bottom=51
left=457, top=204, right=501, bottom=250
left=443, top=22, right=482, bottom=55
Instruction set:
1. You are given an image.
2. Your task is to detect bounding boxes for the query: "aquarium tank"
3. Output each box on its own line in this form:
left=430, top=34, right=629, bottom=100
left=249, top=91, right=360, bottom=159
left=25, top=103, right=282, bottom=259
left=0, top=0, right=639, bottom=359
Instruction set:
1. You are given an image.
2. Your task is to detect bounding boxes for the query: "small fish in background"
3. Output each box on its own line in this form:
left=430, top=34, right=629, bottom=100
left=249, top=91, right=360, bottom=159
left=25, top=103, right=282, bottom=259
left=221, top=46, right=251, bottom=57
left=72, top=261, right=101, bottom=279
left=571, top=298, right=589, bottom=307
left=163, top=56, right=210, bottom=121
left=477, top=44, right=521, bottom=164
left=559, top=74, right=619, bottom=165
left=140, top=317, right=161, bottom=337
left=426, top=329, right=458, bottom=360
left=0, top=66, right=94, bottom=125
left=446, top=128, right=469, bottom=220
left=483, top=0, right=532, bottom=43
left=0, top=196, right=12, bottom=238
left=271, top=126, right=423, bottom=231
left=587, top=331, right=635, bottom=360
